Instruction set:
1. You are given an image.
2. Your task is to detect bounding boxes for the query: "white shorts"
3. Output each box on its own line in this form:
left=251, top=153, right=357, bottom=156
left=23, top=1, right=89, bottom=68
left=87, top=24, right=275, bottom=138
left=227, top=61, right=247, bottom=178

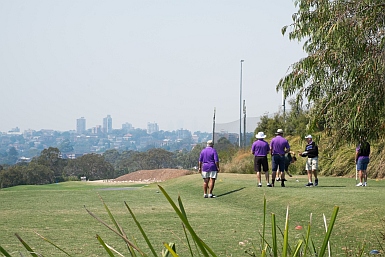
left=201, top=171, right=218, bottom=179
left=306, top=157, right=318, bottom=171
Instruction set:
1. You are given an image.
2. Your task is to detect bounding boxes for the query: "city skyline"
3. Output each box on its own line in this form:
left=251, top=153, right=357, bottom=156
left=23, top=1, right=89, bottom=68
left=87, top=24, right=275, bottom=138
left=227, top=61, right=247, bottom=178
left=1, top=1, right=305, bottom=134
left=3, top=115, right=261, bottom=134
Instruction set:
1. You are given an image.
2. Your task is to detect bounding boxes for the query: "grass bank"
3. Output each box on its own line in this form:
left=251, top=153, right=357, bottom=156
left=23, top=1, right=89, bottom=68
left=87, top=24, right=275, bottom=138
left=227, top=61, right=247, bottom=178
left=1, top=174, right=384, bottom=256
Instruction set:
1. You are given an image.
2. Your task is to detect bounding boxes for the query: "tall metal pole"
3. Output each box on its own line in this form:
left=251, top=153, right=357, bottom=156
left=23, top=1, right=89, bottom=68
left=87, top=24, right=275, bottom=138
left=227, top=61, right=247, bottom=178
left=282, top=89, right=286, bottom=131
left=243, top=100, right=246, bottom=149
left=239, top=60, right=244, bottom=148
left=212, top=107, right=216, bottom=145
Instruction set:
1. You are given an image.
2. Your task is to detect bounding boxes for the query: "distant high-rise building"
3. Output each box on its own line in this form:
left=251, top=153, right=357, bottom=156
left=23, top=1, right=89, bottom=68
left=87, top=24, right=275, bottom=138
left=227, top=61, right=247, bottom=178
left=147, top=122, right=159, bottom=134
left=76, top=117, right=86, bottom=134
left=122, top=122, right=133, bottom=131
left=91, top=125, right=102, bottom=134
left=103, top=115, right=112, bottom=133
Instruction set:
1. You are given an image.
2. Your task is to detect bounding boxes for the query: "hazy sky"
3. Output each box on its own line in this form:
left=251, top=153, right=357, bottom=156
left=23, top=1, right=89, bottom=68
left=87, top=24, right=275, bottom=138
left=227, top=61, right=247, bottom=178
left=0, top=1, right=304, bottom=133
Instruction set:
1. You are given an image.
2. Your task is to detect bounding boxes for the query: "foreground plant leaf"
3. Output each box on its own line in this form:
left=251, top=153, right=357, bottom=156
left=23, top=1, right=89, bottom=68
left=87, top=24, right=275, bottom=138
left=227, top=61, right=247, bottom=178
left=0, top=245, right=12, bottom=257
left=158, top=185, right=216, bottom=257
left=15, top=233, right=40, bottom=257
left=318, top=206, right=339, bottom=257
left=123, top=201, right=158, bottom=257
left=98, top=194, right=136, bottom=256
left=96, top=234, right=116, bottom=257
left=35, top=232, right=73, bottom=257
left=84, top=205, right=146, bottom=256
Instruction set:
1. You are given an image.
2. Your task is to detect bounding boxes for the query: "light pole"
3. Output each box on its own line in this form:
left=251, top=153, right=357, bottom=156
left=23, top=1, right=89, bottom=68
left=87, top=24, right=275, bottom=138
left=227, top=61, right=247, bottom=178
left=282, top=89, right=286, bottom=130
left=239, top=60, right=244, bottom=148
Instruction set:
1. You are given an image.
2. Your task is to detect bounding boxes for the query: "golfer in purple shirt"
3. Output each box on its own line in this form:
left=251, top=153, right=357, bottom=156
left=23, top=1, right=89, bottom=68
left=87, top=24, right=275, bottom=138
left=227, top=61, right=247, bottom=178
left=251, top=131, right=272, bottom=187
left=270, top=129, right=290, bottom=187
left=355, top=139, right=370, bottom=187
left=198, top=140, right=220, bottom=198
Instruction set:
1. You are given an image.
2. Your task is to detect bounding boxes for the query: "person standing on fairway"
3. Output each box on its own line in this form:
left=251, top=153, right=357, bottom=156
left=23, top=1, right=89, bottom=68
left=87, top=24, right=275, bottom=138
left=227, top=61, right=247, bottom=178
left=355, top=138, right=370, bottom=187
left=270, top=129, right=291, bottom=187
left=299, top=135, right=319, bottom=187
left=198, top=140, right=220, bottom=198
left=251, top=131, right=271, bottom=187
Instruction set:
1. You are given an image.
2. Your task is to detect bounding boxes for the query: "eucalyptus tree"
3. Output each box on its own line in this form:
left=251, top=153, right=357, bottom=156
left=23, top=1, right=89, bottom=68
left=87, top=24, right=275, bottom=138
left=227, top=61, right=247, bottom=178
left=63, top=153, right=114, bottom=180
left=278, top=0, right=385, bottom=143
left=33, top=147, right=67, bottom=181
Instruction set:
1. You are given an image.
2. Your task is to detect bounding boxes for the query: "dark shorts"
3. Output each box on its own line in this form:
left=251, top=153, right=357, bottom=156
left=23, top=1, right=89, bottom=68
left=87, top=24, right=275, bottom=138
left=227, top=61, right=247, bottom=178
left=272, top=155, right=285, bottom=172
left=254, top=156, right=268, bottom=172
left=357, top=158, right=369, bottom=171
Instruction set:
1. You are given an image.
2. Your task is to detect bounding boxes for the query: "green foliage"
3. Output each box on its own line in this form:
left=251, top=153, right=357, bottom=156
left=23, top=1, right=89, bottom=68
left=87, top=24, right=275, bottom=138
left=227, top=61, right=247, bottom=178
left=253, top=100, right=316, bottom=140
left=0, top=165, right=25, bottom=188
left=0, top=163, right=54, bottom=188
left=278, top=0, right=385, bottom=144
left=175, top=144, right=204, bottom=169
left=1, top=147, right=19, bottom=165
left=254, top=113, right=284, bottom=138
left=63, top=153, right=114, bottom=180
left=58, top=139, right=74, bottom=153
left=215, top=137, right=237, bottom=164
left=222, top=150, right=254, bottom=174
left=32, top=147, right=67, bottom=181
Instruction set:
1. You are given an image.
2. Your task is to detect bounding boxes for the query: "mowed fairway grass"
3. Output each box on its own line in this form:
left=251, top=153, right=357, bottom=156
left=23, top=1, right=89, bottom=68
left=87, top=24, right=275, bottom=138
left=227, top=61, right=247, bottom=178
left=1, top=173, right=384, bottom=256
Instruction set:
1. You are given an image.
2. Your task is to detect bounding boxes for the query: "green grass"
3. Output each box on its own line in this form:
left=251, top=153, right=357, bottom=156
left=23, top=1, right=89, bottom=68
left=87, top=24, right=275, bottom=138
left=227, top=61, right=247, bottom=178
left=1, top=174, right=384, bottom=256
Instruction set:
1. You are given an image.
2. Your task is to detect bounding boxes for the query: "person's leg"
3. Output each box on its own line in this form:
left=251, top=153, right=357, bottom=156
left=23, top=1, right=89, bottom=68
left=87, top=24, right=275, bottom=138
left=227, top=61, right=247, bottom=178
left=313, top=170, right=318, bottom=185
left=363, top=159, right=369, bottom=186
left=265, top=171, right=270, bottom=184
left=307, top=170, right=312, bottom=182
left=312, top=158, right=319, bottom=186
left=280, top=171, right=285, bottom=187
left=359, top=170, right=363, bottom=183
left=256, top=172, right=262, bottom=185
left=305, top=158, right=314, bottom=187
left=306, top=158, right=313, bottom=183
left=363, top=170, right=367, bottom=185
left=313, top=170, right=318, bottom=179
left=271, top=155, right=278, bottom=186
left=278, top=156, right=285, bottom=186
left=261, top=156, right=271, bottom=186
left=209, top=178, right=216, bottom=194
left=203, top=178, right=209, bottom=195
left=255, top=157, right=263, bottom=186
left=271, top=171, right=276, bottom=186
left=356, top=159, right=364, bottom=186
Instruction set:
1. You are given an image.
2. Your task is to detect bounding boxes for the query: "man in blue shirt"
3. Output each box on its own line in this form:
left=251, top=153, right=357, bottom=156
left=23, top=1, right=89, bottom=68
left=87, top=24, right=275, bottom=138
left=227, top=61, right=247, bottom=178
left=299, top=135, right=319, bottom=187
left=270, top=129, right=290, bottom=187
left=198, top=140, right=220, bottom=198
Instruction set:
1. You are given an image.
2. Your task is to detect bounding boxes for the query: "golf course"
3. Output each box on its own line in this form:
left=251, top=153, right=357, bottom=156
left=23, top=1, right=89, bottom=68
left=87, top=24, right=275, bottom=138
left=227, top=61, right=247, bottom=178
left=1, top=172, right=384, bottom=256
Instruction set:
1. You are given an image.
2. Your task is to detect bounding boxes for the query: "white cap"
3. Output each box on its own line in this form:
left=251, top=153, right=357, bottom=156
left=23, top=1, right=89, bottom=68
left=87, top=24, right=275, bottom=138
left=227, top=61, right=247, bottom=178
left=275, top=129, right=284, bottom=134
left=305, top=135, right=312, bottom=139
left=207, top=140, right=213, bottom=146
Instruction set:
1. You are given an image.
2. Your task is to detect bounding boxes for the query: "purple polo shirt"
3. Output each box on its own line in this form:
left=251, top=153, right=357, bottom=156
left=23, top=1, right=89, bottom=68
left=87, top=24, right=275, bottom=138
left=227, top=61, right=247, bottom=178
left=251, top=139, right=270, bottom=156
left=199, top=146, right=219, bottom=172
left=356, top=144, right=370, bottom=161
left=270, top=135, right=290, bottom=155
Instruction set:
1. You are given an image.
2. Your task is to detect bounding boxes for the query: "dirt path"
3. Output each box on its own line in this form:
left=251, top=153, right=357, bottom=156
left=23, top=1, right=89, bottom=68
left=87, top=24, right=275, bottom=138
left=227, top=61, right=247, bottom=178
left=112, top=169, right=193, bottom=183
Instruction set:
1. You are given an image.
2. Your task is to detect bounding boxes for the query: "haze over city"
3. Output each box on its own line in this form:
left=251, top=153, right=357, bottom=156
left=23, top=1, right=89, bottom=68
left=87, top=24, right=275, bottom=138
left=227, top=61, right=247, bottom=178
left=0, top=1, right=305, bottom=133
